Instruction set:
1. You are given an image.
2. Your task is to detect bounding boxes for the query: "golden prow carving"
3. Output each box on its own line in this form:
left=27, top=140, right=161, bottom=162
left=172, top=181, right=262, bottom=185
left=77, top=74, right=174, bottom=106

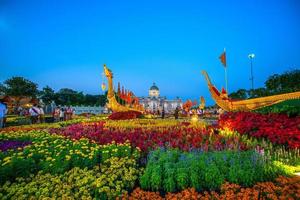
left=199, top=96, right=205, bottom=109
left=201, top=70, right=300, bottom=111
left=103, top=64, right=144, bottom=113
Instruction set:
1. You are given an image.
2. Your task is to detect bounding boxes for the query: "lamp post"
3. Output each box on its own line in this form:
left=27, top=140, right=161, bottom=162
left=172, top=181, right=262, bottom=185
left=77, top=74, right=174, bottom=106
left=248, top=53, right=255, bottom=90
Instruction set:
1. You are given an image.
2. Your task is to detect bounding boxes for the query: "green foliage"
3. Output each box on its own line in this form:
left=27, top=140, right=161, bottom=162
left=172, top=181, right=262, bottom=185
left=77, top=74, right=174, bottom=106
left=255, top=99, right=300, bottom=116
left=55, top=88, right=84, bottom=106
left=220, top=130, right=300, bottom=172
left=248, top=87, right=270, bottom=98
left=0, top=83, right=5, bottom=95
left=52, top=88, right=108, bottom=106
left=2, top=77, right=39, bottom=97
left=229, top=69, right=300, bottom=100
left=265, top=69, right=300, bottom=94
left=5, top=116, right=31, bottom=126
left=0, top=157, right=36, bottom=183
left=1, top=76, right=107, bottom=106
left=40, top=85, right=55, bottom=105
left=140, top=148, right=291, bottom=192
left=98, top=92, right=108, bottom=106
left=257, top=139, right=300, bottom=171
left=229, top=89, right=248, bottom=99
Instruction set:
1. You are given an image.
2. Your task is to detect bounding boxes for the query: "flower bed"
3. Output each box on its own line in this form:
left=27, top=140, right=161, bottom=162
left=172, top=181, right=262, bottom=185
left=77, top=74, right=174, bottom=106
left=0, top=130, right=140, bottom=185
left=50, top=122, right=250, bottom=153
left=0, top=116, right=299, bottom=199
left=0, top=140, right=32, bottom=152
left=219, top=112, right=300, bottom=148
left=0, top=157, right=141, bottom=199
left=120, top=176, right=300, bottom=199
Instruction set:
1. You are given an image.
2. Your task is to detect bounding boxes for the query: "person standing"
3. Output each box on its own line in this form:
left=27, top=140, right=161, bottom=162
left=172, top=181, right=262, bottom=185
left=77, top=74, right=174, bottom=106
left=174, top=107, right=179, bottom=120
left=53, top=107, right=60, bottom=122
left=0, top=101, right=7, bottom=128
left=17, top=106, right=23, bottom=116
left=59, top=108, right=65, bottom=121
left=161, top=107, right=165, bottom=119
left=65, top=106, right=73, bottom=120
left=29, top=104, right=39, bottom=124
left=38, top=105, right=45, bottom=123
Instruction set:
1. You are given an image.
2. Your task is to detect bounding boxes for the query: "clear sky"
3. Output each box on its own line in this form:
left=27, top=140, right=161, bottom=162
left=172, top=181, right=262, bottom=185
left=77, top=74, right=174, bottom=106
left=1, top=0, right=300, bottom=105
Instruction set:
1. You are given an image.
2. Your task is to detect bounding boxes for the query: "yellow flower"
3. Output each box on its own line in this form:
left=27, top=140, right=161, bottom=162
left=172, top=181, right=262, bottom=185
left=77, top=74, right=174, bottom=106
left=46, top=157, right=52, bottom=161
left=3, top=157, right=11, bottom=162
left=65, top=155, right=71, bottom=161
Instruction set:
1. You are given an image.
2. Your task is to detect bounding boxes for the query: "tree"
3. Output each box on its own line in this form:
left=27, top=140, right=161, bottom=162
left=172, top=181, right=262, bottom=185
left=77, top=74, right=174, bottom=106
left=55, top=88, right=88, bottom=106
left=55, top=88, right=78, bottom=106
left=84, top=94, right=97, bottom=106
left=265, top=69, right=300, bottom=94
left=229, top=89, right=248, bottom=99
left=0, top=83, right=5, bottom=95
left=2, top=77, right=38, bottom=97
left=98, top=92, right=108, bottom=107
left=40, top=86, right=55, bottom=105
left=248, top=88, right=269, bottom=98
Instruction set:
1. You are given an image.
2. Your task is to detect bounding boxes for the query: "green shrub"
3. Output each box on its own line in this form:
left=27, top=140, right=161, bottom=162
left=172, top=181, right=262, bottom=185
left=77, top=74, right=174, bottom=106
left=140, top=148, right=291, bottom=192
left=255, top=99, right=300, bottom=116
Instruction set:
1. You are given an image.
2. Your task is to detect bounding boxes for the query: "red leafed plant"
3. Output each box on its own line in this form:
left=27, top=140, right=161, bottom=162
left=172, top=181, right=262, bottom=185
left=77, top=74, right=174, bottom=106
left=50, top=122, right=249, bottom=153
left=108, top=111, right=143, bottom=120
left=219, top=112, right=300, bottom=149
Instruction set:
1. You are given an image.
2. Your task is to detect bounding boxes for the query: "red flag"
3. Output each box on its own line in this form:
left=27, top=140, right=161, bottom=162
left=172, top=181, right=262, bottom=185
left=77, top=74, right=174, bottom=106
left=219, top=51, right=226, bottom=67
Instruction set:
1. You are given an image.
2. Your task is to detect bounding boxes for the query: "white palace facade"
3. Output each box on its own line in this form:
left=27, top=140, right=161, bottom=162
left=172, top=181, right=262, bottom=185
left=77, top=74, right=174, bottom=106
left=139, top=83, right=182, bottom=113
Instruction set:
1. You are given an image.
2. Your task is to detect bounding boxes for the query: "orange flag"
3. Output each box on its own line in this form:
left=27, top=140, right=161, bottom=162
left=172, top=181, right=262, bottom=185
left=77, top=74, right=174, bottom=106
left=219, top=51, right=226, bottom=67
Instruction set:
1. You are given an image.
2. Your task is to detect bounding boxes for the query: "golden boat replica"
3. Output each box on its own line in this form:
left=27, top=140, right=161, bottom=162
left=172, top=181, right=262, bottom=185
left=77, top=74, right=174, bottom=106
left=103, top=64, right=144, bottom=113
left=201, top=70, right=300, bottom=112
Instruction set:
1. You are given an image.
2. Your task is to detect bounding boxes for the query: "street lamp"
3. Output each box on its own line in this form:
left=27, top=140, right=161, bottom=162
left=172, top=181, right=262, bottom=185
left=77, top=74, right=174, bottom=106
left=248, top=53, right=255, bottom=90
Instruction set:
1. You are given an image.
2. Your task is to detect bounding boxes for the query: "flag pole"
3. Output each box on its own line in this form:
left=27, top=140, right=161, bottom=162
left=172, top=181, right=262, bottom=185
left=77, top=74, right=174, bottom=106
left=224, top=48, right=228, bottom=93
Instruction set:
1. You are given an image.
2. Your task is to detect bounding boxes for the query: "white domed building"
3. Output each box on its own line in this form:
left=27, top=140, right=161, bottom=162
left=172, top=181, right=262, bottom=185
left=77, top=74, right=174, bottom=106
left=139, top=83, right=182, bottom=113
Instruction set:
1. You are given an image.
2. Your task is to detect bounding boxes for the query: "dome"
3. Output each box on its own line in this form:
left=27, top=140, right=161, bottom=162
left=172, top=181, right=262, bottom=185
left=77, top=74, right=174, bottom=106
left=150, top=83, right=159, bottom=91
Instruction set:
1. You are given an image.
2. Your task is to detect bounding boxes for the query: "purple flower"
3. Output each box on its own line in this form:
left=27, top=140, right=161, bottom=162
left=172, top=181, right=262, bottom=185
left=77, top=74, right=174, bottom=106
left=0, top=140, right=32, bottom=152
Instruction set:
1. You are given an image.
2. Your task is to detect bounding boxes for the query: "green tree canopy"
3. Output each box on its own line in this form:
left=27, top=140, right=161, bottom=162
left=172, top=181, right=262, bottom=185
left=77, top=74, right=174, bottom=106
left=0, top=83, right=5, bottom=95
left=265, top=69, right=300, bottom=94
left=248, top=88, right=270, bottom=98
left=40, top=86, right=55, bottom=105
left=229, top=69, right=300, bottom=99
left=229, top=89, right=248, bottom=99
left=55, top=88, right=81, bottom=106
left=99, top=92, right=108, bottom=107
left=2, top=77, right=39, bottom=97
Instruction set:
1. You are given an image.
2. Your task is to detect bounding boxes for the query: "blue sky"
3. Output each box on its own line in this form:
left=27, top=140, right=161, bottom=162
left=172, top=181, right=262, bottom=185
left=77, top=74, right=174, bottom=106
left=1, top=0, right=299, bottom=105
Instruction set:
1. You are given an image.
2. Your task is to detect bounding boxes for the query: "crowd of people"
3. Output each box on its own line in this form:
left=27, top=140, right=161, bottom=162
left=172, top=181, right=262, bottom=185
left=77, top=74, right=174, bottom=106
left=0, top=102, right=76, bottom=128
left=16, top=105, right=74, bottom=124
left=52, top=106, right=74, bottom=122
left=0, top=99, right=224, bottom=129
